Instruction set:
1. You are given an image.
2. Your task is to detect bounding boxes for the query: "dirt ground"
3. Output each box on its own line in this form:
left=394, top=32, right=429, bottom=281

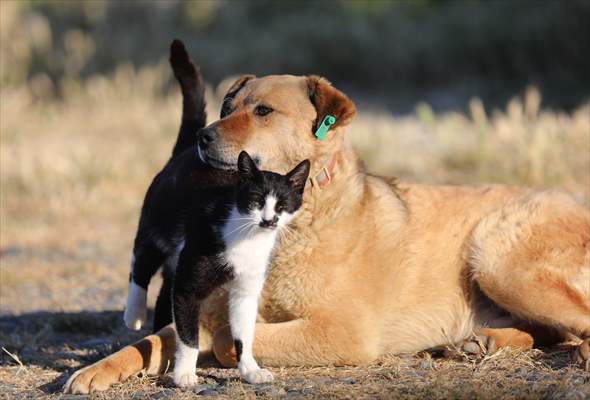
left=1, top=242, right=589, bottom=399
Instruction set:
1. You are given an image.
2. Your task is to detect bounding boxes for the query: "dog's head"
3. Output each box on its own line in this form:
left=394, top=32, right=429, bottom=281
left=197, top=74, right=356, bottom=173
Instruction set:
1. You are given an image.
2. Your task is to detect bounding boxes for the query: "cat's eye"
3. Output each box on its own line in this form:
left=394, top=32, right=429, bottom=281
left=250, top=196, right=264, bottom=209
left=276, top=204, right=285, bottom=213
left=253, top=105, right=273, bottom=117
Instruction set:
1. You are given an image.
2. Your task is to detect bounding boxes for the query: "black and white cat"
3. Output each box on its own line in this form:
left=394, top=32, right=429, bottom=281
left=172, top=151, right=309, bottom=386
left=123, top=39, right=210, bottom=333
left=122, top=143, right=231, bottom=333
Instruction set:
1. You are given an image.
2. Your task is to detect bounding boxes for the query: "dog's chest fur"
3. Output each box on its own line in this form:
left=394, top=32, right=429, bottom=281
left=257, top=221, right=327, bottom=320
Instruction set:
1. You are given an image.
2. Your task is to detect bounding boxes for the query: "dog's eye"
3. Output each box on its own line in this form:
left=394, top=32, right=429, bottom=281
left=254, top=105, right=273, bottom=117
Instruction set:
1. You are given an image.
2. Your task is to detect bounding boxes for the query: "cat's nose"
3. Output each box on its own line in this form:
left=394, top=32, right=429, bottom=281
left=260, top=216, right=278, bottom=228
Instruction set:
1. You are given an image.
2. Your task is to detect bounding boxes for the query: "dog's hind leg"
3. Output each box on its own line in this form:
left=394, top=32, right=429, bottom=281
left=448, top=326, right=536, bottom=358
left=469, top=192, right=590, bottom=369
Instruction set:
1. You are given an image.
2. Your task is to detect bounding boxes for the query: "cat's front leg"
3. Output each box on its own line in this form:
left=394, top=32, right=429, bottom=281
left=172, top=290, right=201, bottom=388
left=172, top=245, right=232, bottom=388
left=229, top=279, right=274, bottom=384
left=172, top=247, right=203, bottom=388
left=173, top=333, right=200, bottom=387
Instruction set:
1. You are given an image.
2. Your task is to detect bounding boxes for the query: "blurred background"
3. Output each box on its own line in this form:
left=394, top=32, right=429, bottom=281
left=1, top=0, right=589, bottom=315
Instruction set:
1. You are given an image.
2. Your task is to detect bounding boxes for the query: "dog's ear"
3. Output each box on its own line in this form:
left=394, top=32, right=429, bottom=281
left=307, top=75, right=356, bottom=133
left=225, top=74, right=255, bottom=99
left=221, top=75, right=255, bottom=118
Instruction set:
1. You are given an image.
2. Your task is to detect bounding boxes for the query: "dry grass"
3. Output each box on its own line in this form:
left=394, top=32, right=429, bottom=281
left=2, top=64, right=588, bottom=250
left=0, top=312, right=589, bottom=399
left=1, top=52, right=589, bottom=399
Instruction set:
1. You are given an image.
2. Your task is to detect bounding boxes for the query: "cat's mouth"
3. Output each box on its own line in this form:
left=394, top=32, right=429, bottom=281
left=259, top=223, right=277, bottom=230
left=197, top=146, right=236, bottom=171
left=259, top=217, right=278, bottom=229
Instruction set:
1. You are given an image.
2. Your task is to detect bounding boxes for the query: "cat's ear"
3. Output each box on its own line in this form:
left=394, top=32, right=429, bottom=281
left=287, top=159, right=311, bottom=193
left=238, top=151, right=260, bottom=181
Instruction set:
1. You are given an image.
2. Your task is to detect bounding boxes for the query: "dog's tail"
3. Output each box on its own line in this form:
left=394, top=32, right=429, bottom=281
left=169, top=39, right=207, bottom=159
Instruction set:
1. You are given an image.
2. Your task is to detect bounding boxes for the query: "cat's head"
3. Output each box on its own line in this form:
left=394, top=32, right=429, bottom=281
left=236, top=151, right=310, bottom=230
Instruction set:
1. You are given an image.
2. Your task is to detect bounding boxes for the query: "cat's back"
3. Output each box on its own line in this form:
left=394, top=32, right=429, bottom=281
left=139, top=147, right=237, bottom=239
left=152, top=148, right=237, bottom=197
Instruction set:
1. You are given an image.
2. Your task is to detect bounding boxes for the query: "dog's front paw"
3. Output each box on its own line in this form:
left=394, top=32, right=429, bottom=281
left=212, top=325, right=237, bottom=367
left=242, top=368, right=274, bottom=384
left=173, top=371, right=199, bottom=388
left=64, top=360, right=123, bottom=394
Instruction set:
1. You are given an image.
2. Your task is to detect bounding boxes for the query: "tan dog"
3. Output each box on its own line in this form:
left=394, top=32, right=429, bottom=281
left=65, top=73, right=590, bottom=394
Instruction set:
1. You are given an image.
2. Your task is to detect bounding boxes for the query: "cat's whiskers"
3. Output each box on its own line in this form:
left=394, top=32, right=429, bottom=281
left=244, top=222, right=259, bottom=239
left=221, top=216, right=252, bottom=222
left=224, top=219, right=256, bottom=238
left=278, top=224, right=293, bottom=242
left=235, top=220, right=261, bottom=239
left=277, top=229, right=285, bottom=243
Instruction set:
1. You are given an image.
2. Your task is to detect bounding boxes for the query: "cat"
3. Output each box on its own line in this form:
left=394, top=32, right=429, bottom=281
left=123, top=39, right=210, bottom=333
left=122, top=142, right=231, bottom=333
left=171, top=150, right=309, bottom=386
left=123, top=148, right=308, bottom=334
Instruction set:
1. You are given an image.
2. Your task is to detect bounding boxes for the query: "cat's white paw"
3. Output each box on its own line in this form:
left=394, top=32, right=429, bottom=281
left=123, top=302, right=147, bottom=330
left=241, top=368, right=274, bottom=384
left=124, top=282, right=147, bottom=330
left=174, top=339, right=200, bottom=388
left=173, top=371, right=199, bottom=388
left=123, top=306, right=147, bottom=330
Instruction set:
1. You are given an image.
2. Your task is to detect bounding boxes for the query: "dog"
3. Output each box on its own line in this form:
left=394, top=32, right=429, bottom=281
left=65, top=41, right=590, bottom=394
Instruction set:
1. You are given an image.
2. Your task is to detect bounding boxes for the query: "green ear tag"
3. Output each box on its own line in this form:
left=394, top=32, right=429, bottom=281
left=314, top=115, right=336, bottom=141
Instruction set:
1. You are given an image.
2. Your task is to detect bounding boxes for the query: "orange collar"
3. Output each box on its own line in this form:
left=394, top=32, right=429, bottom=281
left=308, top=152, right=338, bottom=191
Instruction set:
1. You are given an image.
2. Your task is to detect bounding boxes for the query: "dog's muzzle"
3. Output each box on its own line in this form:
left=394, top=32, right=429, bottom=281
left=196, top=128, right=228, bottom=169
left=196, top=128, right=263, bottom=171
left=197, top=128, right=217, bottom=149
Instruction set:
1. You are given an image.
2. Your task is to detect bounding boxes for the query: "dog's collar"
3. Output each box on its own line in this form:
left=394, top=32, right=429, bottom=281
left=308, top=152, right=338, bottom=191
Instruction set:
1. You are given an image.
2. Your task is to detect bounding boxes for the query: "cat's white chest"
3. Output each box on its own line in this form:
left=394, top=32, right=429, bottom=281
left=221, top=209, right=277, bottom=277
left=224, top=235, right=274, bottom=276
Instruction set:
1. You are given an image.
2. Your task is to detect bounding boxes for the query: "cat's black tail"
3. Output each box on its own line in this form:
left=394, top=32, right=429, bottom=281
left=169, top=39, right=207, bottom=159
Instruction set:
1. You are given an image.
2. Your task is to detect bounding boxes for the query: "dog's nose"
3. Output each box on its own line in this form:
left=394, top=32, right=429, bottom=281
left=198, top=128, right=217, bottom=148
left=259, top=216, right=278, bottom=228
